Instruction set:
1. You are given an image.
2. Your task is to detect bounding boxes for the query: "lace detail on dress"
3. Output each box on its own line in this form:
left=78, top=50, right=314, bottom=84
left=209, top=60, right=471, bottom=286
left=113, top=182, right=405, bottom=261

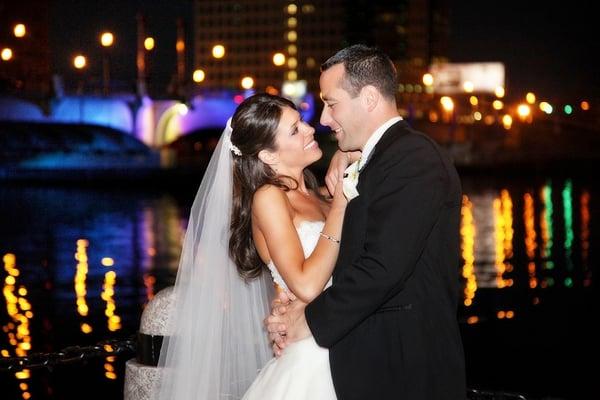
left=266, top=220, right=329, bottom=292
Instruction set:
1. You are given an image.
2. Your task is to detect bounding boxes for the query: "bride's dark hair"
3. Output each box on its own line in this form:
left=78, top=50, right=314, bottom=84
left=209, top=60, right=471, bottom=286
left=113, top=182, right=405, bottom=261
left=229, top=93, right=321, bottom=280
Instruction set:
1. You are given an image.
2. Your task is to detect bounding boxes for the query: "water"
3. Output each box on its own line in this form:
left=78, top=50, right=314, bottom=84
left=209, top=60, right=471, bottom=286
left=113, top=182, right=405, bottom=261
left=0, top=171, right=597, bottom=400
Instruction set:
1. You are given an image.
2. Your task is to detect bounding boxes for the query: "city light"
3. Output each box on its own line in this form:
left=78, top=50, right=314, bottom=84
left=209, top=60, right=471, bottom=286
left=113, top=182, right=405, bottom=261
left=273, top=52, right=286, bottom=66
left=287, top=4, right=298, bottom=14
left=212, top=44, right=225, bottom=59
left=287, top=57, right=298, bottom=68
left=502, top=114, right=513, bottom=130
left=495, top=86, right=505, bottom=98
left=422, top=73, right=434, bottom=86
left=580, top=101, right=590, bottom=111
left=287, top=31, right=297, bottom=42
left=287, top=71, right=297, bottom=81
left=492, top=100, right=504, bottom=110
left=1, top=48, right=13, bottom=61
left=539, top=101, right=553, bottom=114
left=144, top=37, right=155, bottom=51
left=287, top=44, right=297, bottom=55
left=564, top=105, right=573, bottom=115
left=463, top=81, right=474, bottom=93
left=100, top=32, right=114, bottom=47
left=469, top=96, right=478, bottom=106
left=440, top=96, right=454, bottom=112
left=241, top=76, right=254, bottom=89
left=192, top=69, right=206, bottom=83
left=13, top=24, right=26, bottom=38
left=526, top=92, right=536, bottom=104
left=517, top=104, right=531, bottom=119
left=73, top=55, right=87, bottom=69
left=287, top=17, right=297, bottom=28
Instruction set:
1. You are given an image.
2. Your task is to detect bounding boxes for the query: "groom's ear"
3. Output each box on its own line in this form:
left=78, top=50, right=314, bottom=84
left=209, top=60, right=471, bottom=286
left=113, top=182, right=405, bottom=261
left=258, top=149, right=279, bottom=166
left=360, top=85, right=379, bottom=112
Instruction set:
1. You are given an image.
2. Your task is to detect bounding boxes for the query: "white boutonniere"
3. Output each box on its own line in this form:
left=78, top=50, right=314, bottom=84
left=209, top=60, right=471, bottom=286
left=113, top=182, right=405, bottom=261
left=342, top=159, right=361, bottom=200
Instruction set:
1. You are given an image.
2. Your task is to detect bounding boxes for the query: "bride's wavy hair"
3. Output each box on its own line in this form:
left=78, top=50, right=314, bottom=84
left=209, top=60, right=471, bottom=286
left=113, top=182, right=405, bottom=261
left=229, top=93, right=321, bottom=280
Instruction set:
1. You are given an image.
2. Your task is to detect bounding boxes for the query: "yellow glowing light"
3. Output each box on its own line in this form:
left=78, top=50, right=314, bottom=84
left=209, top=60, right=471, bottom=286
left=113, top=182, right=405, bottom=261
left=517, top=104, right=531, bottom=119
left=526, top=92, right=536, bottom=104
left=100, top=32, right=114, bottom=47
left=101, top=257, right=114, bottom=267
left=495, top=86, right=505, bottom=98
left=144, top=37, right=155, bottom=51
left=287, top=4, right=298, bottom=14
left=473, top=111, right=482, bottom=121
left=463, top=81, right=474, bottom=93
left=14, top=24, right=26, bottom=38
left=502, top=114, right=513, bottom=130
left=287, top=70, right=297, bottom=81
left=273, top=52, right=286, bottom=66
left=192, top=69, right=205, bottom=83
left=212, top=44, right=225, bottom=59
left=539, top=101, right=553, bottom=114
left=15, top=369, right=30, bottom=379
left=581, top=101, right=590, bottom=111
left=1, top=48, right=13, bottom=61
left=422, top=73, right=434, bottom=86
left=287, top=57, right=297, bottom=69
left=469, top=96, right=478, bottom=106
left=440, top=96, right=454, bottom=112
left=287, top=17, right=297, bottom=28
left=492, top=100, right=504, bottom=110
left=241, top=76, right=254, bottom=89
left=23, top=392, right=32, bottom=399
left=73, top=55, right=87, bottom=69
left=306, top=57, right=316, bottom=68
left=287, top=44, right=297, bottom=55
left=287, top=30, right=297, bottom=42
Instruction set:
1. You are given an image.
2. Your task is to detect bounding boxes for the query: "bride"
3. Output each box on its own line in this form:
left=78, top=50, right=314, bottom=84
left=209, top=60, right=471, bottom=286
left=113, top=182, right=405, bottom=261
left=156, top=93, right=351, bottom=399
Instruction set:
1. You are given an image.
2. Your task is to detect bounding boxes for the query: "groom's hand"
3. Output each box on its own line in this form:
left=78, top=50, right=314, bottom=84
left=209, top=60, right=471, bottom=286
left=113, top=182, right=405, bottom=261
left=266, top=296, right=311, bottom=356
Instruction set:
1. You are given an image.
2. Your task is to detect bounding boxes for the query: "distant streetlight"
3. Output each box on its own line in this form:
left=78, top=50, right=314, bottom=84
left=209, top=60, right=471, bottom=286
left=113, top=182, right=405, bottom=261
left=1, top=48, right=13, bottom=61
left=192, top=69, right=205, bottom=83
left=100, top=32, right=114, bottom=95
left=73, top=54, right=87, bottom=69
left=144, top=37, right=155, bottom=51
left=100, top=32, right=114, bottom=47
left=440, top=96, right=454, bottom=112
left=212, top=44, right=225, bottom=59
left=241, top=76, right=254, bottom=89
left=526, top=92, right=536, bottom=104
left=517, top=104, right=531, bottom=122
left=273, top=53, right=286, bottom=66
left=13, top=24, right=26, bottom=38
left=422, top=73, right=434, bottom=87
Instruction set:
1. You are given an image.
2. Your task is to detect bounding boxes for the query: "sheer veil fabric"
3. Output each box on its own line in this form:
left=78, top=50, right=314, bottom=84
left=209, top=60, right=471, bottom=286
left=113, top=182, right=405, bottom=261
left=156, top=119, right=274, bottom=399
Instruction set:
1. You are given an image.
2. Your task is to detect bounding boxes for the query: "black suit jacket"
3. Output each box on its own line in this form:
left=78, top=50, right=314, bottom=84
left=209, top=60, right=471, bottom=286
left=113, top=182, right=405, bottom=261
left=306, top=121, right=466, bottom=399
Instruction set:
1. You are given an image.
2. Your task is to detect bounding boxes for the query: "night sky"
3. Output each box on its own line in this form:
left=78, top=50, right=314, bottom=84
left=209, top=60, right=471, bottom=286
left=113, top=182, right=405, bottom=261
left=49, top=0, right=599, bottom=103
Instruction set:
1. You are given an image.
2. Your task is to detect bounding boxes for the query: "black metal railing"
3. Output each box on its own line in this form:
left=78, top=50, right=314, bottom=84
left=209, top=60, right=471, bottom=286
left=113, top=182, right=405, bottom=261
left=0, top=337, right=135, bottom=372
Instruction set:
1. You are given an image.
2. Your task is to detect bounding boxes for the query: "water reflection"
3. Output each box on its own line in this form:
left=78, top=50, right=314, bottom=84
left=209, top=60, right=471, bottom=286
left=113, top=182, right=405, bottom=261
left=0, top=176, right=596, bottom=398
left=2, top=253, right=33, bottom=398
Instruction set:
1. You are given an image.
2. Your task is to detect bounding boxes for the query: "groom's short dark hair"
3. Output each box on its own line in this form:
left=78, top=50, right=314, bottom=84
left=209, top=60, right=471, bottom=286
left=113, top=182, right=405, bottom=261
left=321, top=44, right=397, bottom=100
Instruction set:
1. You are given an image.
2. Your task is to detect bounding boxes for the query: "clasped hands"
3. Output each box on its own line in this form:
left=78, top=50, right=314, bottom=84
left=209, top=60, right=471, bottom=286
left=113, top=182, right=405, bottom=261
left=265, top=290, right=311, bottom=357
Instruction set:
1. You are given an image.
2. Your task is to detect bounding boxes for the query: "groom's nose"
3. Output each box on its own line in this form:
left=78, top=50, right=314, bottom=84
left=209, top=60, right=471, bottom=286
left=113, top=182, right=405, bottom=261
left=320, top=105, right=332, bottom=127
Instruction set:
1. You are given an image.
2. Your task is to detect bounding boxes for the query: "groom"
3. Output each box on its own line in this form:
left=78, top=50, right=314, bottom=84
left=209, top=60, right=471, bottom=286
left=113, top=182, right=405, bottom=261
left=267, top=45, right=466, bottom=399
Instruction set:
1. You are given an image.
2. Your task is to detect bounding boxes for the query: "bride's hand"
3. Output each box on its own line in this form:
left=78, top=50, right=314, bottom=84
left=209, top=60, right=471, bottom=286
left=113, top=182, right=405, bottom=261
left=266, top=290, right=296, bottom=356
left=325, top=150, right=360, bottom=196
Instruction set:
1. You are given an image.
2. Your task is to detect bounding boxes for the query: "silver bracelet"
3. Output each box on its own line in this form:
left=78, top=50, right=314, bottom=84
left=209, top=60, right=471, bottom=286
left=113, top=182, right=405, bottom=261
left=319, top=231, right=340, bottom=244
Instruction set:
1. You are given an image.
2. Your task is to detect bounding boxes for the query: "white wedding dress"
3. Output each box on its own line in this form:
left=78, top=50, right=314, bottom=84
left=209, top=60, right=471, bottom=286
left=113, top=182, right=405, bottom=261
left=242, top=220, right=337, bottom=400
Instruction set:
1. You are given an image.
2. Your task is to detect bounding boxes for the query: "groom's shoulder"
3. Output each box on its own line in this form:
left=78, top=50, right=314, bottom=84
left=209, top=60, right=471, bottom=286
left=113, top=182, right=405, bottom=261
left=385, top=121, right=443, bottom=155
